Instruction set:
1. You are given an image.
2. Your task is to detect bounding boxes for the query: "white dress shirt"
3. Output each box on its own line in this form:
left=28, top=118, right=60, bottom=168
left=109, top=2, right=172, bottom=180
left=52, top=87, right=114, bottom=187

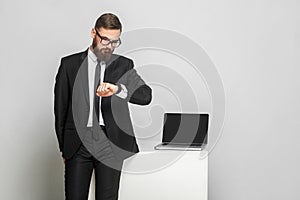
left=86, top=48, right=127, bottom=127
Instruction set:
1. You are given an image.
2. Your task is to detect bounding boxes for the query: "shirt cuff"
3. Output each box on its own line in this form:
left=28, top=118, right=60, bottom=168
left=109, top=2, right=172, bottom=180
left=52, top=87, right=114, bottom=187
left=115, top=84, right=128, bottom=99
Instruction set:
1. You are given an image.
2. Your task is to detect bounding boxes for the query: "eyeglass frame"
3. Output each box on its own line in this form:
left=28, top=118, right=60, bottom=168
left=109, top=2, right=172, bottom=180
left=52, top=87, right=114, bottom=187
left=94, top=29, right=122, bottom=48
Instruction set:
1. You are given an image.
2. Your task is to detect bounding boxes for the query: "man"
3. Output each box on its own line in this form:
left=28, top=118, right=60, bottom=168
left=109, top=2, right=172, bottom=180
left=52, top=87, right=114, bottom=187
left=54, top=13, right=152, bottom=200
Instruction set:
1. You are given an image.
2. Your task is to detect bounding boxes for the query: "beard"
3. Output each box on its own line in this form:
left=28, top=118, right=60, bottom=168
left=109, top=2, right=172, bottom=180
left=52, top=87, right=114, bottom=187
left=92, top=39, right=113, bottom=63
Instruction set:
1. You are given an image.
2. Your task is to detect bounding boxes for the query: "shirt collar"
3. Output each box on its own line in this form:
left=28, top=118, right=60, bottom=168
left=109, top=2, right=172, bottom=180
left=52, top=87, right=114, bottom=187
left=88, top=47, right=98, bottom=63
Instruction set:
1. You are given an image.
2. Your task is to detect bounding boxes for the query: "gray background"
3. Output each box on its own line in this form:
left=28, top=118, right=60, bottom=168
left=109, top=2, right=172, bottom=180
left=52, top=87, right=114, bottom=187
left=0, top=0, right=299, bottom=199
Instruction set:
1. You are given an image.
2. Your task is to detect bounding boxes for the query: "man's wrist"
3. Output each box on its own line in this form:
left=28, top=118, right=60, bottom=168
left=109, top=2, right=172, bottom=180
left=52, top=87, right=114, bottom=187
left=115, top=83, right=122, bottom=94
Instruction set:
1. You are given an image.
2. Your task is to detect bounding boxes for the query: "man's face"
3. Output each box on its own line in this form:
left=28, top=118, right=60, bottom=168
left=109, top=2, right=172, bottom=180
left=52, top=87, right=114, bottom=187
left=91, top=27, right=121, bottom=62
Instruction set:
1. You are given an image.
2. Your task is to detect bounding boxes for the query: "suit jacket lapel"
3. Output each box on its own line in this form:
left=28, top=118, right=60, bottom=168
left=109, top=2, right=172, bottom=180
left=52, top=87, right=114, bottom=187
left=104, top=54, right=120, bottom=82
left=79, top=50, right=89, bottom=104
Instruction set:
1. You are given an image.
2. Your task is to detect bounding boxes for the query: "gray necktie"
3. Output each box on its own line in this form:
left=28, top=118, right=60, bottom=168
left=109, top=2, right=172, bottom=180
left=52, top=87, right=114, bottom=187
left=94, top=60, right=101, bottom=123
left=93, top=60, right=101, bottom=140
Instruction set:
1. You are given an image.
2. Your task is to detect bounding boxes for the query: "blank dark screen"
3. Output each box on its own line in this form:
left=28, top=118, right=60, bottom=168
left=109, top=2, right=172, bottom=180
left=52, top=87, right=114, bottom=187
left=162, top=113, right=209, bottom=145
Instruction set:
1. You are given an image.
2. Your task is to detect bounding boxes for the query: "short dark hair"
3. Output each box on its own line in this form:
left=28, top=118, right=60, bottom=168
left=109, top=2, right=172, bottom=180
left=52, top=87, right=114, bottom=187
left=94, top=13, right=122, bottom=32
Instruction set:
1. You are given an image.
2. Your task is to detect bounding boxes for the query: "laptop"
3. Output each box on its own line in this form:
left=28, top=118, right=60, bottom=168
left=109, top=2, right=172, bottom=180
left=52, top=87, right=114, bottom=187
left=154, top=113, right=209, bottom=151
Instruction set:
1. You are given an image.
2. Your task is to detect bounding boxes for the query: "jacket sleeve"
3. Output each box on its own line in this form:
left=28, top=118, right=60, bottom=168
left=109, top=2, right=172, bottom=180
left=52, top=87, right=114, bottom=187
left=54, top=58, right=69, bottom=152
left=117, top=59, right=152, bottom=105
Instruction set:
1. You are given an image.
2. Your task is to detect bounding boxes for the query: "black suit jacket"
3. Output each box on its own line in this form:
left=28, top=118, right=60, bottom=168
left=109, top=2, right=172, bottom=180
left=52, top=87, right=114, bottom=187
left=54, top=49, right=152, bottom=160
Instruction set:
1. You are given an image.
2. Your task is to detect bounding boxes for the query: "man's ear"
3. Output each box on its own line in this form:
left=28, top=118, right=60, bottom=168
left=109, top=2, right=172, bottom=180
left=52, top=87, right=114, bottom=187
left=91, top=28, right=96, bottom=39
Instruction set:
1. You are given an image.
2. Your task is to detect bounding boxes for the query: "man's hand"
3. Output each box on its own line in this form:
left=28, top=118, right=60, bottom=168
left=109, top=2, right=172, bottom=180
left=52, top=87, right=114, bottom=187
left=96, top=82, right=118, bottom=97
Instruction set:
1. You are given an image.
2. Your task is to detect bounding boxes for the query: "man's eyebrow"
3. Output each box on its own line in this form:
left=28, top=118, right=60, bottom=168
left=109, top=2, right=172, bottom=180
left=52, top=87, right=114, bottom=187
left=101, top=35, right=110, bottom=40
left=101, top=35, right=119, bottom=41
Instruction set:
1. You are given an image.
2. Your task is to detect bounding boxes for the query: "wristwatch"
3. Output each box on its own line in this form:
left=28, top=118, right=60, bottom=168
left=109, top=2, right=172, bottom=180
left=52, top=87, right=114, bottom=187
left=116, top=83, right=122, bottom=94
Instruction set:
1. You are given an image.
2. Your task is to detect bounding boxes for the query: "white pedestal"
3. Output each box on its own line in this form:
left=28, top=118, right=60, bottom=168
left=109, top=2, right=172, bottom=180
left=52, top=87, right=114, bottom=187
left=119, top=150, right=208, bottom=200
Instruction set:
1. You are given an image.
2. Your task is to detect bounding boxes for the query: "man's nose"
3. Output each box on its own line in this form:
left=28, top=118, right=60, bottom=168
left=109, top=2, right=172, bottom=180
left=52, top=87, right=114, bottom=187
left=107, top=43, right=115, bottom=50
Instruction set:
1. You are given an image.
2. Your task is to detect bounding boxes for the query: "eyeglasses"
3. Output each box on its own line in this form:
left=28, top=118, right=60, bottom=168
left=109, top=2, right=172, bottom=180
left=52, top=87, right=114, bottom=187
left=95, top=29, right=122, bottom=48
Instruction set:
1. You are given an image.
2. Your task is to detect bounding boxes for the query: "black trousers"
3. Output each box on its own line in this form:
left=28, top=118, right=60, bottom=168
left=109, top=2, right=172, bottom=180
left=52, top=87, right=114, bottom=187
left=64, top=144, right=123, bottom=200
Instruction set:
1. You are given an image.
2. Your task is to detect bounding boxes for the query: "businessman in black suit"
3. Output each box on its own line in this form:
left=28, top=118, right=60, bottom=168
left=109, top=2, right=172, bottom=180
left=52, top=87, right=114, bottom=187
left=54, top=13, right=152, bottom=200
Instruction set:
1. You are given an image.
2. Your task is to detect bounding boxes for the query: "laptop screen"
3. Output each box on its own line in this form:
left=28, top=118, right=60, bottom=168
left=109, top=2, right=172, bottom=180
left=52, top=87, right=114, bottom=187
left=162, top=113, right=209, bottom=145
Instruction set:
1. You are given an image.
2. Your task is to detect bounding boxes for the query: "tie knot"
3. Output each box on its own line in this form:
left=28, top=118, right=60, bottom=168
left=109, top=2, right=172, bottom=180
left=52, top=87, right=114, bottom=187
left=97, top=59, right=106, bottom=66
